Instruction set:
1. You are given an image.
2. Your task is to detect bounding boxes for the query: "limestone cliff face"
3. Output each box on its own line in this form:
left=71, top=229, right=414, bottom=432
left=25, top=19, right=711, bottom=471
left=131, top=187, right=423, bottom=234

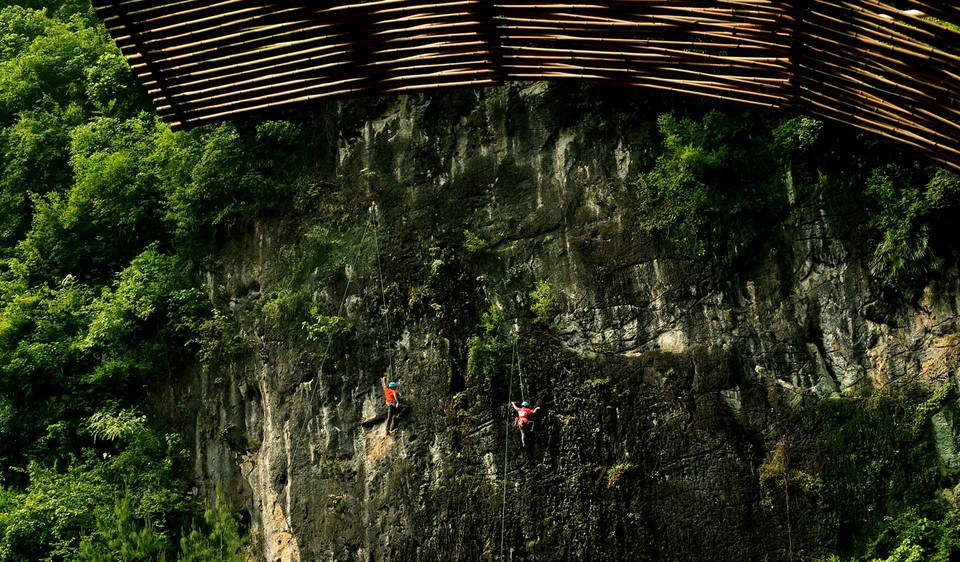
left=165, top=84, right=960, bottom=561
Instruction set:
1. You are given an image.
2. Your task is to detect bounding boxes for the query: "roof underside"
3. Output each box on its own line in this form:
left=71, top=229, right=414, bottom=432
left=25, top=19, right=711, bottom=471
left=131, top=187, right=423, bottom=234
left=94, top=0, right=960, bottom=171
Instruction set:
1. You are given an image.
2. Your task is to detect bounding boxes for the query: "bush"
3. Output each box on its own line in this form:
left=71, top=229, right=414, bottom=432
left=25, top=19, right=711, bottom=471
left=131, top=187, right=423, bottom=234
left=177, top=494, right=247, bottom=562
left=633, top=110, right=785, bottom=266
left=463, top=230, right=487, bottom=253
left=77, top=496, right=168, bottom=562
left=862, top=509, right=960, bottom=562
left=865, top=166, right=960, bottom=287
left=529, top=280, right=556, bottom=325
left=466, top=304, right=506, bottom=378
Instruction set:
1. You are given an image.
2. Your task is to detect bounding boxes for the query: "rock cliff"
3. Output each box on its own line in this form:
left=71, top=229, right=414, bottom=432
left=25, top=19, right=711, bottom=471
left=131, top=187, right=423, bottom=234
left=160, top=84, right=960, bottom=561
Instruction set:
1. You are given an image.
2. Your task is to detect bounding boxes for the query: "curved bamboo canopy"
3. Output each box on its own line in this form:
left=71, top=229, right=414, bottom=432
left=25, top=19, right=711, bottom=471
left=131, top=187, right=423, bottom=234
left=94, top=0, right=960, bottom=171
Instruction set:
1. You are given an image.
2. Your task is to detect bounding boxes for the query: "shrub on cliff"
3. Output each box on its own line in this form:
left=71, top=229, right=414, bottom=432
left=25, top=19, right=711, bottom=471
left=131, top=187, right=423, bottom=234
left=633, top=109, right=786, bottom=266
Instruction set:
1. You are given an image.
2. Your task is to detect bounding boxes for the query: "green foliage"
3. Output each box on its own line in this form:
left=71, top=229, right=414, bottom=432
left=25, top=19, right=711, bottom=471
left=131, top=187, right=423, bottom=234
left=0, top=406, right=191, bottom=560
left=302, top=307, right=342, bottom=343
left=263, top=224, right=372, bottom=333
left=192, top=308, right=247, bottom=363
left=773, top=116, right=823, bottom=154
left=831, top=387, right=960, bottom=562
left=466, top=335, right=500, bottom=379
left=463, top=230, right=487, bottom=253
left=862, top=509, right=960, bottom=562
left=606, top=461, right=634, bottom=487
left=85, top=51, right=143, bottom=116
left=0, top=6, right=136, bottom=122
left=0, top=109, right=74, bottom=240
left=529, top=280, right=556, bottom=325
left=407, top=284, right=427, bottom=308
left=758, top=438, right=824, bottom=501
left=76, top=492, right=247, bottom=562
left=0, top=4, right=296, bottom=558
left=83, top=247, right=205, bottom=349
left=636, top=108, right=960, bottom=289
left=633, top=110, right=785, bottom=264
left=77, top=496, right=168, bottom=562
left=0, top=5, right=142, bottom=245
left=466, top=303, right=507, bottom=378
left=779, top=389, right=959, bottom=559
left=176, top=495, right=247, bottom=562
left=865, top=166, right=960, bottom=287
left=160, top=120, right=311, bottom=239
left=479, top=303, right=504, bottom=335
left=913, top=384, right=954, bottom=435
left=88, top=410, right=148, bottom=443
left=583, top=377, right=609, bottom=389
left=0, top=463, right=111, bottom=560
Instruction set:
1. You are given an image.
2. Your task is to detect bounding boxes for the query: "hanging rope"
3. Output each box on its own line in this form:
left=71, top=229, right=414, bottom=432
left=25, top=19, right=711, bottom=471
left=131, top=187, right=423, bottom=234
left=499, top=329, right=518, bottom=561
left=370, top=203, right=395, bottom=378
left=513, top=324, right=527, bottom=403
left=298, top=212, right=372, bottom=437
left=318, top=220, right=371, bottom=374
left=499, top=319, right=534, bottom=559
left=785, top=442, right=794, bottom=562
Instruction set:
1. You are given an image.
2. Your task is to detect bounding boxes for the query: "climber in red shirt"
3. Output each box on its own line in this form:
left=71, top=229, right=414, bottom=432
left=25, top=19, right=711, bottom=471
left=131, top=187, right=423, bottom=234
left=511, top=401, right=540, bottom=446
left=382, top=376, right=400, bottom=434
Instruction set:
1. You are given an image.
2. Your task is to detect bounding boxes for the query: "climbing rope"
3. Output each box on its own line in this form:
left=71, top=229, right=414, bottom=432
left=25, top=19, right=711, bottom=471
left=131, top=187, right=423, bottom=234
left=513, top=333, right=527, bottom=403
left=499, top=322, right=531, bottom=560
left=499, top=328, right=518, bottom=561
left=298, top=209, right=374, bottom=437
left=370, top=203, right=395, bottom=378
left=785, top=444, right=794, bottom=562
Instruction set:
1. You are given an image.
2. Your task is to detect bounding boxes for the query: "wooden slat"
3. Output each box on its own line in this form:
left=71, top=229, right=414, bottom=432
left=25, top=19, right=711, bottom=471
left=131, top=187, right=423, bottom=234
left=91, top=0, right=960, bottom=172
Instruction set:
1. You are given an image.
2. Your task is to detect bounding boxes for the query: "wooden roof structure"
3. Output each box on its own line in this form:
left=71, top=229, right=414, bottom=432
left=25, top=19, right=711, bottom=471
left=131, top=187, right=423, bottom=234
left=93, top=0, right=960, bottom=171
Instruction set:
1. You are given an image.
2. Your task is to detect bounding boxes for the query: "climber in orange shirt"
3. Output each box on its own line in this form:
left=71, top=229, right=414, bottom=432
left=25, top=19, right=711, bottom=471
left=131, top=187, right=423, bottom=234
left=382, top=376, right=400, bottom=434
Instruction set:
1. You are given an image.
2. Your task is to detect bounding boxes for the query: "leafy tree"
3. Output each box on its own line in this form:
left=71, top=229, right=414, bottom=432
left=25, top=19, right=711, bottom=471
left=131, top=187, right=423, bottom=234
left=0, top=4, right=296, bottom=559
left=466, top=303, right=507, bottom=378
left=634, top=109, right=785, bottom=265
left=0, top=462, right=112, bottom=560
left=529, top=280, right=556, bottom=325
left=861, top=510, right=960, bottom=562
left=865, top=166, right=960, bottom=287
left=77, top=496, right=168, bottom=562
left=177, top=495, right=247, bottom=562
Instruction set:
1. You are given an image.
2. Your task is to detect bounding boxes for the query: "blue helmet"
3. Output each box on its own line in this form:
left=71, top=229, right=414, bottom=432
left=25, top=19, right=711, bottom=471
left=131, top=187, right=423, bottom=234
left=388, top=382, right=398, bottom=388
left=521, top=401, right=529, bottom=407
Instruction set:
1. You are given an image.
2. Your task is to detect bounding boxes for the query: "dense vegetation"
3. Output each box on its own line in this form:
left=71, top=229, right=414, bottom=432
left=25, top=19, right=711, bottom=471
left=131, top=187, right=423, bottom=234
left=633, top=108, right=960, bottom=288
left=0, top=1, right=959, bottom=560
left=0, top=2, right=312, bottom=559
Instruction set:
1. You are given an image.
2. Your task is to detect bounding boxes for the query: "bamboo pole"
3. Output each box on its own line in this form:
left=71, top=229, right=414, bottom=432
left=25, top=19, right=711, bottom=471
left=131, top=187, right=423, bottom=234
left=91, top=0, right=960, bottom=171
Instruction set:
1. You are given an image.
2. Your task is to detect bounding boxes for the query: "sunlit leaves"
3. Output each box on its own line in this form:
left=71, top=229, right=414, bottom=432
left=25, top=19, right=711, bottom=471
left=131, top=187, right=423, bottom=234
left=0, top=7, right=107, bottom=120
left=0, top=4, right=298, bottom=560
